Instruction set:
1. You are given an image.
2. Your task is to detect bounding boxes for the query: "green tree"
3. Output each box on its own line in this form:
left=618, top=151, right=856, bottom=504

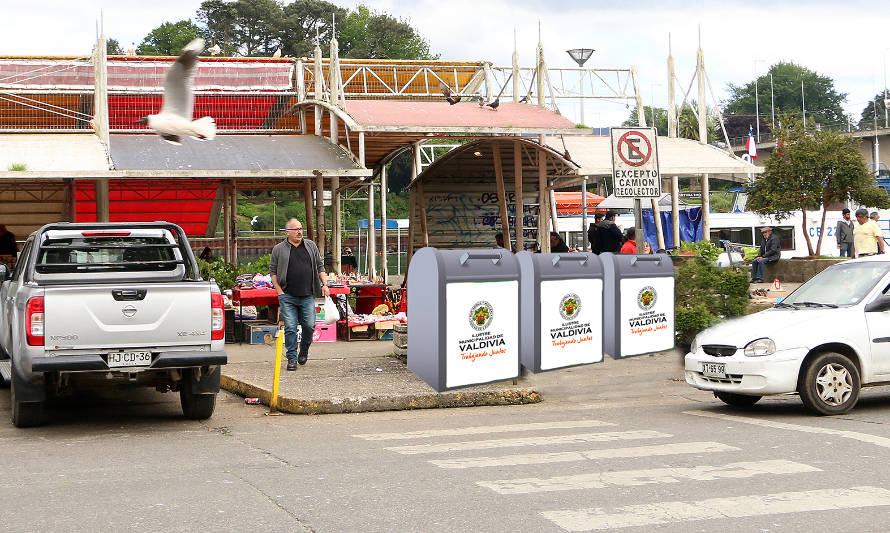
left=137, top=20, right=204, bottom=56
left=106, top=38, right=124, bottom=55
left=746, top=116, right=890, bottom=256
left=858, top=92, right=889, bottom=130
left=280, top=0, right=347, bottom=58
left=725, top=62, right=848, bottom=131
left=338, top=5, right=436, bottom=59
left=197, top=0, right=284, bottom=56
left=621, top=106, right=667, bottom=135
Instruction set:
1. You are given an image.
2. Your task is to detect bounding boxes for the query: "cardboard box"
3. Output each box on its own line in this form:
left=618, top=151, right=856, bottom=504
left=246, top=324, right=280, bottom=345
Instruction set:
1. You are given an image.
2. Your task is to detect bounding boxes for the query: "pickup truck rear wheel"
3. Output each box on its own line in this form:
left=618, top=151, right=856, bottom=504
left=11, top=364, right=46, bottom=428
left=714, top=391, right=762, bottom=408
left=180, top=371, right=217, bottom=420
left=799, top=352, right=860, bottom=416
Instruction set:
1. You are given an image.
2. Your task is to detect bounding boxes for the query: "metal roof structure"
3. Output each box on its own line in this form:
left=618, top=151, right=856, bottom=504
left=0, top=134, right=109, bottom=171
left=541, top=135, right=763, bottom=181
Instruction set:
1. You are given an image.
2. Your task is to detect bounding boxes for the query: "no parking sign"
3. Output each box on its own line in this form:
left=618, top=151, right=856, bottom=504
left=610, top=128, right=660, bottom=198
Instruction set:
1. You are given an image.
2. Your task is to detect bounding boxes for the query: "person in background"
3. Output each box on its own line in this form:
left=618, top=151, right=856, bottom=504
left=270, top=218, right=330, bottom=371
left=587, top=213, right=604, bottom=253
left=198, top=247, right=212, bottom=261
left=549, top=231, right=570, bottom=253
left=871, top=212, right=884, bottom=253
left=642, top=241, right=653, bottom=254
left=853, top=208, right=885, bottom=258
left=495, top=232, right=507, bottom=250
left=750, top=226, right=781, bottom=282
left=597, top=211, right=623, bottom=253
left=835, top=208, right=854, bottom=258
left=0, top=225, right=17, bottom=255
left=620, top=228, right=637, bottom=254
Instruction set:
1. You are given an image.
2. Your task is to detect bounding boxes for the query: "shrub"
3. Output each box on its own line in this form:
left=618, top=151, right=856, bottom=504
left=674, top=257, right=749, bottom=347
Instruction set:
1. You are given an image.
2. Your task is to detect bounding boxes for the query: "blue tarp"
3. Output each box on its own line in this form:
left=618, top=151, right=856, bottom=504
left=641, top=207, right=703, bottom=250
left=358, top=219, right=400, bottom=229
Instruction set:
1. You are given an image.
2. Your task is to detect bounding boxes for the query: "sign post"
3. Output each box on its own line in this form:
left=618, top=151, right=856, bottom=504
left=611, top=128, right=660, bottom=250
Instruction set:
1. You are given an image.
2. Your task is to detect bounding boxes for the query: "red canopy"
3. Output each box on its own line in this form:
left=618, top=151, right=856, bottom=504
left=554, top=191, right=605, bottom=216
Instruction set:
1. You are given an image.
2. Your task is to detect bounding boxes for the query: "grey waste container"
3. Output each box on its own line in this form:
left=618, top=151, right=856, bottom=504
left=407, top=247, right=520, bottom=392
left=601, top=252, right=675, bottom=359
left=517, top=251, right=604, bottom=372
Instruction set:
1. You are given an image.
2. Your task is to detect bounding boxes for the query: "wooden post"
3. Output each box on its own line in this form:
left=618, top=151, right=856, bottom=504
left=512, top=30, right=520, bottom=103
left=358, top=132, right=366, bottom=167
left=549, top=189, right=558, bottom=233
left=303, top=179, right=315, bottom=242
left=538, top=135, right=550, bottom=253
left=96, top=180, right=109, bottom=223
left=315, top=173, right=325, bottom=257
left=416, top=181, right=429, bottom=248
left=367, top=180, right=376, bottom=279
left=407, top=184, right=416, bottom=265
left=230, top=181, right=238, bottom=264
left=380, top=165, right=388, bottom=281
left=332, top=175, right=341, bottom=275
left=64, top=179, right=77, bottom=222
left=223, top=184, right=231, bottom=263
left=492, top=141, right=511, bottom=249
left=329, top=37, right=340, bottom=145
left=668, top=39, right=680, bottom=249
left=513, top=141, right=524, bottom=252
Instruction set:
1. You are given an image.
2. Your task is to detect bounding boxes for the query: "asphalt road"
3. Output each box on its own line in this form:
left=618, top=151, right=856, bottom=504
left=5, top=353, right=890, bottom=532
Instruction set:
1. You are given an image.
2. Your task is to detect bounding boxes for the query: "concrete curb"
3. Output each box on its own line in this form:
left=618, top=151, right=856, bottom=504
left=220, top=374, right=542, bottom=415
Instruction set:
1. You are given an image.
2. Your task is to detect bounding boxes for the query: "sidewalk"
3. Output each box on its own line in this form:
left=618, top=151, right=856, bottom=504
left=221, top=338, right=541, bottom=414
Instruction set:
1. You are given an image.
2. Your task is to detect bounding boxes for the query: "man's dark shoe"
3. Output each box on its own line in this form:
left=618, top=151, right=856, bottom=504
left=298, top=350, right=308, bottom=365
left=286, top=359, right=298, bottom=371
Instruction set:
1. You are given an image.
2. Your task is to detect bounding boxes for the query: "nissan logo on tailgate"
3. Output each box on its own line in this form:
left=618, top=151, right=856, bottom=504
left=122, top=305, right=137, bottom=318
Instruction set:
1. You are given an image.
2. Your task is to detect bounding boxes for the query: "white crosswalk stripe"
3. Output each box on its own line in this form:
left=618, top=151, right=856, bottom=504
left=541, top=486, right=890, bottom=531
left=383, top=429, right=671, bottom=455
left=352, top=419, right=614, bottom=441
left=430, top=441, right=738, bottom=469
left=477, top=459, right=818, bottom=494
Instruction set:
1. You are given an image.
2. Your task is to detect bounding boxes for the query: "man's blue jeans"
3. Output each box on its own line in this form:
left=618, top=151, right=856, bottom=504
left=278, top=293, right=316, bottom=361
left=751, top=257, right=773, bottom=281
left=839, top=242, right=852, bottom=257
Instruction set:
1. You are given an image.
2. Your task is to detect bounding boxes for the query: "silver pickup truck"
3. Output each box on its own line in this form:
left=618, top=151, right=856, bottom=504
left=0, top=222, right=227, bottom=427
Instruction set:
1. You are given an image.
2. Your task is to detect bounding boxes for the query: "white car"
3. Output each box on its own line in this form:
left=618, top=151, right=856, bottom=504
left=685, top=256, right=890, bottom=415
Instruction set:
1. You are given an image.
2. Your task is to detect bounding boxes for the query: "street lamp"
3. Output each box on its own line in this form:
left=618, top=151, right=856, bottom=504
left=567, top=48, right=594, bottom=125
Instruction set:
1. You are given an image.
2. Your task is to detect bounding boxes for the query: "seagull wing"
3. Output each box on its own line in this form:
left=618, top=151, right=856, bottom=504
left=161, top=39, right=203, bottom=119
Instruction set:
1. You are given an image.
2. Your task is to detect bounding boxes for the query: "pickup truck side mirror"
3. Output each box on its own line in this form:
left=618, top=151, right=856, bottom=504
left=0, top=265, right=8, bottom=282
left=865, top=294, right=890, bottom=312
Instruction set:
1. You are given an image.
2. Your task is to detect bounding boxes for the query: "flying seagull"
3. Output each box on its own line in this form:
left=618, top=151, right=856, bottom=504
left=438, top=82, right=461, bottom=105
left=140, top=38, right=216, bottom=145
left=208, top=43, right=221, bottom=56
left=486, top=96, right=500, bottom=110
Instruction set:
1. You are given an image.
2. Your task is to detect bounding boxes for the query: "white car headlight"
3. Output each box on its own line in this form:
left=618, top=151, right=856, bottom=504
left=744, top=337, right=776, bottom=357
left=690, top=336, right=698, bottom=354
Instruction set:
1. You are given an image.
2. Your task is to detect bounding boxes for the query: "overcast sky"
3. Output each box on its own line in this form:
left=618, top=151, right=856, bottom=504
left=5, top=0, right=890, bottom=126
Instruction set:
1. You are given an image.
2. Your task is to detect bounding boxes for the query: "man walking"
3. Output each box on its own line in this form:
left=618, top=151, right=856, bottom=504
left=835, top=208, right=854, bottom=258
left=270, top=218, right=330, bottom=371
left=597, top=211, right=623, bottom=253
left=853, top=208, right=885, bottom=258
left=587, top=213, right=603, bottom=253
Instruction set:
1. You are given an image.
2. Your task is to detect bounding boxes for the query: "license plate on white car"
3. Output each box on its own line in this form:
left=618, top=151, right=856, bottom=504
left=701, top=362, right=726, bottom=378
left=107, top=351, right=152, bottom=368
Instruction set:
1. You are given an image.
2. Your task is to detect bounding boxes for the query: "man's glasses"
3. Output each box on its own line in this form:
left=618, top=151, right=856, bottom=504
left=284, top=228, right=303, bottom=232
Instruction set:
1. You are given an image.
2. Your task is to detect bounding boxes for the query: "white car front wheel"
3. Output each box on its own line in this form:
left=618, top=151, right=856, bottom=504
left=799, top=353, right=860, bottom=416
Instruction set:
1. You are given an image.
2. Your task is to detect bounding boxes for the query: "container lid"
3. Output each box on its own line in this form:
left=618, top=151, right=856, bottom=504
left=516, top=251, right=603, bottom=280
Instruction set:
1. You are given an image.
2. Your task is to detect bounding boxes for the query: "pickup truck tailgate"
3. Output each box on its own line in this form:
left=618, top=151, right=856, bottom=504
left=43, top=284, right=212, bottom=349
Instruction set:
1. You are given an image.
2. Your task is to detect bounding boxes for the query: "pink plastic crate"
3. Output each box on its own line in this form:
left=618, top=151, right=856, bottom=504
left=313, top=323, right=337, bottom=342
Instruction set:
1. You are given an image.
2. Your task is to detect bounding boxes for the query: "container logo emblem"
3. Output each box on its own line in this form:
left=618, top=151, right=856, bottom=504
left=559, top=293, right=581, bottom=320
left=469, top=301, right=493, bottom=331
left=637, top=286, right=657, bottom=310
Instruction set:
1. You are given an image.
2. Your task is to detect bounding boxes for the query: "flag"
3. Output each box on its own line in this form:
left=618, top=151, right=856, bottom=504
left=746, top=126, right=758, bottom=160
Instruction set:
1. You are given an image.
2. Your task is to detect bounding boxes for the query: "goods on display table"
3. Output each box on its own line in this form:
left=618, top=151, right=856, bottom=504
left=224, top=271, right=407, bottom=343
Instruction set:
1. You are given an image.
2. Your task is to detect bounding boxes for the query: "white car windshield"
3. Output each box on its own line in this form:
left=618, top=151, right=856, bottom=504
left=781, top=261, right=890, bottom=307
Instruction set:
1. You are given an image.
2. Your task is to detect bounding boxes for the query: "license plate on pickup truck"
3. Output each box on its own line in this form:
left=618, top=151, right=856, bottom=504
left=107, top=351, right=152, bottom=368
left=701, top=362, right=726, bottom=378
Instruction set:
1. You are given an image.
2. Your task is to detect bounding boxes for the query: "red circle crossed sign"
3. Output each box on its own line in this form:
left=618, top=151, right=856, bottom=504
left=617, top=130, right=652, bottom=167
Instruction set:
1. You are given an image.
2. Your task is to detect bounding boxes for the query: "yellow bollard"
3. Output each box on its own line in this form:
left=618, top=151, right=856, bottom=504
left=267, top=326, right=284, bottom=415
